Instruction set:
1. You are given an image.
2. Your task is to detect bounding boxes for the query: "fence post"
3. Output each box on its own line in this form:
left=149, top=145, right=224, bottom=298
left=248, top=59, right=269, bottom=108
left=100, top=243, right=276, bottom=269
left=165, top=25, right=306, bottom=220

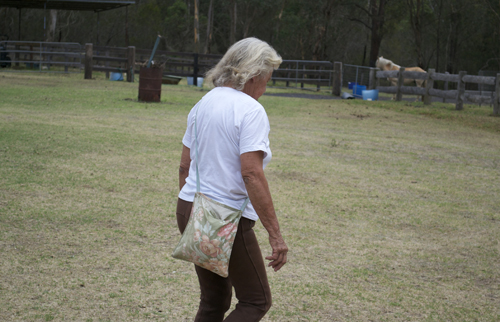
left=424, top=68, right=435, bottom=105
left=301, top=64, right=305, bottom=88
left=443, top=72, right=449, bottom=103
left=369, top=68, right=376, bottom=90
left=126, top=46, right=135, bottom=82
left=193, top=53, right=199, bottom=86
left=286, top=63, right=291, bottom=87
left=332, top=62, right=342, bottom=96
left=84, top=43, right=93, bottom=80
left=396, top=67, right=405, bottom=101
left=494, top=73, right=500, bottom=116
left=317, top=65, right=321, bottom=91
left=456, top=71, right=466, bottom=110
left=105, top=50, right=110, bottom=79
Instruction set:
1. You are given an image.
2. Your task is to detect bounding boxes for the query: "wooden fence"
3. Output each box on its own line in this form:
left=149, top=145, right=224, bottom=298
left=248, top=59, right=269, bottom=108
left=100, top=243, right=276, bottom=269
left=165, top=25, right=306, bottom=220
left=2, top=41, right=498, bottom=114
left=370, top=67, right=500, bottom=115
left=271, top=60, right=334, bottom=91
left=0, top=41, right=82, bottom=72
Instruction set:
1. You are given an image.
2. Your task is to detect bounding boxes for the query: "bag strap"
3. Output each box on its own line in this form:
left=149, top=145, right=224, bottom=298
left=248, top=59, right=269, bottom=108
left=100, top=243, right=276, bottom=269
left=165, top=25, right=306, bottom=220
left=194, top=101, right=250, bottom=212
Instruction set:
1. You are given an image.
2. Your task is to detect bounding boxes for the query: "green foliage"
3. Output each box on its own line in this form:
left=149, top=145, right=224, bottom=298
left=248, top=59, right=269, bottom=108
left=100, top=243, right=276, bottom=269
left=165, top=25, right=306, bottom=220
left=0, top=0, right=498, bottom=72
left=164, top=0, right=190, bottom=51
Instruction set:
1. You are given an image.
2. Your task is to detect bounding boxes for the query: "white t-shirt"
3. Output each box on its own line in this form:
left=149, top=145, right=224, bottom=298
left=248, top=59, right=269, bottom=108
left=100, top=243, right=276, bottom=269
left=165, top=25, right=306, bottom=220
left=178, top=86, right=272, bottom=221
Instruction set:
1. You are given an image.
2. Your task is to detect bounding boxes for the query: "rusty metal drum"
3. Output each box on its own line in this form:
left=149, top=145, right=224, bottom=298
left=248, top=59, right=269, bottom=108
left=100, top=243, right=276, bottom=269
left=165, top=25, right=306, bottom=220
left=138, top=67, right=163, bottom=102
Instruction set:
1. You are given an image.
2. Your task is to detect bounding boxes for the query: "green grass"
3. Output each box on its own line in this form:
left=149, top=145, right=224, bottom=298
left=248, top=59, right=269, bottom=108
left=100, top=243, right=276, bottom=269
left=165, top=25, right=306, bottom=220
left=1, top=72, right=499, bottom=321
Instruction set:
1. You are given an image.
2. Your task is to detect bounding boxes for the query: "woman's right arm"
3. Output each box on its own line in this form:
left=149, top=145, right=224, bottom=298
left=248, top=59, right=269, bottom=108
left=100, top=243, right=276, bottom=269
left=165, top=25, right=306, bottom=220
left=179, top=144, right=191, bottom=191
left=241, top=151, right=288, bottom=272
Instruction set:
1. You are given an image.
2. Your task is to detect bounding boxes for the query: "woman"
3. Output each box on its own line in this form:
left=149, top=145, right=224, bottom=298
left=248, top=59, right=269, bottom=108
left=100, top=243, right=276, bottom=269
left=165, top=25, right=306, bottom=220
left=176, top=37, right=288, bottom=322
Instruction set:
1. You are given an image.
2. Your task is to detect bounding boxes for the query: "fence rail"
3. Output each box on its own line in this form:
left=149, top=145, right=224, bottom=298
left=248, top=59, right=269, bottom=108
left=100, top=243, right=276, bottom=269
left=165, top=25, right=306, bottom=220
left=0, top=41, right=82, bottom=72
left=2, top=41, right=499, bottom=114
left=271, top=60, right=333, bottom=90
left=372, top=67, right=499, bottom=114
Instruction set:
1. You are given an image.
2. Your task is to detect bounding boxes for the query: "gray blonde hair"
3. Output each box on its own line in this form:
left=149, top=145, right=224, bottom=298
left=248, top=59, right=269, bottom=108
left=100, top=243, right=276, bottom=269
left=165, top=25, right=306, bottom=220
left=205, top=37, right=282, bottom=90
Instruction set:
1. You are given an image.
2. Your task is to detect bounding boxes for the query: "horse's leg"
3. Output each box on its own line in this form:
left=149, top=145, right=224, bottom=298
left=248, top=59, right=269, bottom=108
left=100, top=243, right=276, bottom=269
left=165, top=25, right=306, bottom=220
left=390, top=78, right=397, bottom=100
left=416, top=80, right=425, bottom=102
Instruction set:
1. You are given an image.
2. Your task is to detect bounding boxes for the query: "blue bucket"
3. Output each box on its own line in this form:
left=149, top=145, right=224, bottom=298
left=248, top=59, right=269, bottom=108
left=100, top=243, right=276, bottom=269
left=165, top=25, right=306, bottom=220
left=362, top=89, right=379, bottom=101
left=187, top=77, right=204, bottom=87
left=352, top=85, right=366, bottom=97
left=348, top=82, right=358, bottom=90
left=110, top=72, right=123, bottom=81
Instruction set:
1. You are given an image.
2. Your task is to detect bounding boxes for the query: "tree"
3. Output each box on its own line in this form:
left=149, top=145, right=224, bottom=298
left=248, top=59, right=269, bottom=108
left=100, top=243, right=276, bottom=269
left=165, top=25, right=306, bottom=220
left=346, top=0, right=392, bottom=66
left=406, top=0, right=425, bottom=67
left=204, top=0, right=214, bottom=53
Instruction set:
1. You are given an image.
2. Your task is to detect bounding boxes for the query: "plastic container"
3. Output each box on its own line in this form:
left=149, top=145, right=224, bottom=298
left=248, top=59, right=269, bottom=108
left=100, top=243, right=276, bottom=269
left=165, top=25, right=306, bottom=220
left=348, top=82, right=358, bottom=90
left=187, top=77, right=204, bottom=87
left=110, top=72, right=124, bottom=81
left=352, top=85, right=366, bottom=97
left=362, top=89, right=379, bottom=101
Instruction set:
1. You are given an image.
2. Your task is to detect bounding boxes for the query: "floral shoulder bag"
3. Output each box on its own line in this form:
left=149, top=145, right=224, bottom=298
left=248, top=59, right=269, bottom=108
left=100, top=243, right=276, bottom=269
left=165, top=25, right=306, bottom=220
left=171, top=103, right=249, bottom=278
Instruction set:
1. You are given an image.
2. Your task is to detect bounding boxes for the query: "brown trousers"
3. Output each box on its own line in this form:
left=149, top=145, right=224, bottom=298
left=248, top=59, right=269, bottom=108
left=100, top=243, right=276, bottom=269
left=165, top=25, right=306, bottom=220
left=176, top=198, right=272, bottom=322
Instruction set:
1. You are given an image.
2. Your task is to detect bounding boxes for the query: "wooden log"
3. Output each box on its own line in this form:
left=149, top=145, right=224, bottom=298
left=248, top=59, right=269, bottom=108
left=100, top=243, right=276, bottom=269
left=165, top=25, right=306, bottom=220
left=396, top=67, right=405, bottom=101
left=400, top=86, right=426, bottom=95
left=494, top=74, right=500, bottom=116
left=377, top=70, right=398, bottom=78
left=92, top=55, right=127, bottom=63
left=369, top=68, right=377, bottom=90
left=429, top=88, right=458, bottom=100
left=401, top=70, right=428, bottom=80
left=443, top=72, right=449, bottom=103
left=463, top=93, right=494, bottom=105
left=462, top=75, right=496, bottom=86
left=424, top=68, right=435, bottom=105
left=432, top=71, right=459, bottom=83
left=93, top=66, right=129, bottom=73
left=456, top=71, right=466, bottom=110
left=126, top=46, right=135, bottom=82
left=84, top=43, right=93, bottom=80
left=377, top=86, right=397, bottom=94
left=332, top=62, right=342, bottom=96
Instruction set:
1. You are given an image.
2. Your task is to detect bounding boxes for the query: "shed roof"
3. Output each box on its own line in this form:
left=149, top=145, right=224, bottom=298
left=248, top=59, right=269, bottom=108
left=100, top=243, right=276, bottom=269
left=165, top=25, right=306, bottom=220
left=0, top=0, right=135, bottom=12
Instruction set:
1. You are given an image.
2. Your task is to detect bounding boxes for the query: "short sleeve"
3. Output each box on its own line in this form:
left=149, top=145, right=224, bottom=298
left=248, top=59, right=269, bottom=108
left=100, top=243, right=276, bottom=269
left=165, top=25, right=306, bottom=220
left=239, top=106, right=270, bottom=158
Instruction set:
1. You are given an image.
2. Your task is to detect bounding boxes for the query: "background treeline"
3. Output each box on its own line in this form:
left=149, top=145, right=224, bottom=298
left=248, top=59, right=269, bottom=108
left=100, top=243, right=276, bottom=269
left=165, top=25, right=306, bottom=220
left=0, top=0, right=499, bottom=74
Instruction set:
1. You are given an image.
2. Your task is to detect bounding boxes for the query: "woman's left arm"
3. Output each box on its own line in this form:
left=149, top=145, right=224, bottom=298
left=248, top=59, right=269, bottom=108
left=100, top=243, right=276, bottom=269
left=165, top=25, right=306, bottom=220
left=179, top=145, right=191, bottom=190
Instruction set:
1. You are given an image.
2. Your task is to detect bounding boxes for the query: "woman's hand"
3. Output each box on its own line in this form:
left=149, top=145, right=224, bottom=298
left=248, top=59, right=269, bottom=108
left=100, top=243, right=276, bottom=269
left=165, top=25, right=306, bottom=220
left=266, top=235, right=288, bottom=272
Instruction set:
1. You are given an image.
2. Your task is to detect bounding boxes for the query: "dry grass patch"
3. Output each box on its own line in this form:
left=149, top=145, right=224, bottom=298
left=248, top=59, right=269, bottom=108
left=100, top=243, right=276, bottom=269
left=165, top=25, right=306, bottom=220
left=1, top=72, right=499, bottom=321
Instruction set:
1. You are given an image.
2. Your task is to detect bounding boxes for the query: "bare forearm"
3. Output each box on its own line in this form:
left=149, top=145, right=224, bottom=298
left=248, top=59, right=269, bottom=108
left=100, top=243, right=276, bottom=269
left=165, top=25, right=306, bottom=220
left=243, top=170, right=281, bottom=239
left=179, top=167, right=189, bottom=191
left=241, top=151, right=288, bottom=271
left=179, top=145, right=191, bottom=191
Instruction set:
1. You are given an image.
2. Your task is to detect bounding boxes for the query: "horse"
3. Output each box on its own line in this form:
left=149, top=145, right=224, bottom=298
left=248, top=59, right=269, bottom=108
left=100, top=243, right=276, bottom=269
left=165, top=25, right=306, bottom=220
left=375, top=56, right=427, bottom=101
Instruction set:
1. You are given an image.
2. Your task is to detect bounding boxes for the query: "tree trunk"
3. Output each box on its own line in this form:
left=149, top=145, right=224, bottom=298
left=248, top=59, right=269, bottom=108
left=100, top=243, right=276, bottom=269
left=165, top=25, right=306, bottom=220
left=312, top=0, right=334, bottom=61
left=229, top=0, right=237, bottom=45
left=204, top=0, right=214, bottom=54
left=46, top=10, right=57, bottom=42
left=446, top=5, right=460, bottom=73
left=368, top=0, right=385, bottom=67
left=407, top=0, right=424, bottom=68
left=194, top=0, right=200, bottom=53
left=272, top=0, right=287, bottom=44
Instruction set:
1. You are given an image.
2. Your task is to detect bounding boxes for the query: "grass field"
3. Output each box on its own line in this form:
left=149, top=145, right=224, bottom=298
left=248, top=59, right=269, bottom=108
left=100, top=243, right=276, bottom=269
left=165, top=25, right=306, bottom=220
left=1, top=72, right=499, bottom=321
